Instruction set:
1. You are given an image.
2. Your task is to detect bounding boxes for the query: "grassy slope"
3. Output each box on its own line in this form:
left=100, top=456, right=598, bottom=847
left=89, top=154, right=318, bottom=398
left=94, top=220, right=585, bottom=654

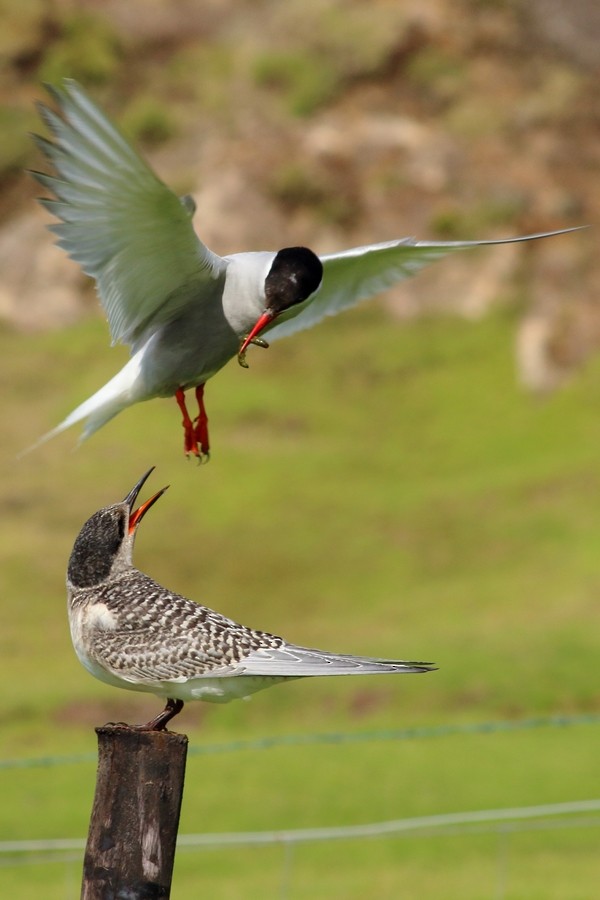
left=1, top=303, right=600, bottom=897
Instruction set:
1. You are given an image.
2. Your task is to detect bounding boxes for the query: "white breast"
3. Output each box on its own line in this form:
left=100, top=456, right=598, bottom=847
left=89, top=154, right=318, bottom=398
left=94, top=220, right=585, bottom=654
left=220, top=252, right=275, bottom=334
left=68, top=602, right=124, bottom=688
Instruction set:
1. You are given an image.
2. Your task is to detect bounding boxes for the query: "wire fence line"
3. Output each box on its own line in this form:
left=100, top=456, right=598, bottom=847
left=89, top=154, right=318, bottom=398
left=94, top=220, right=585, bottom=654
left=4, top=721, right=598, bottom=900
left=175, top=799, right=600, bottom=847
left=1, top=711, right=599, bottom=771
left=2, top=799, right=600, bottom=863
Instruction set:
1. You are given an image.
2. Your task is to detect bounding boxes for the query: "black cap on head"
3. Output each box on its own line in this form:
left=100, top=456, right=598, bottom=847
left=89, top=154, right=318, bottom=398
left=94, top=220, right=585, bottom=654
left=265, top=247, right=323, bottom=314
left=68, top=469, right=168, bottom=588
left=68, top=507, right=126, bottom=588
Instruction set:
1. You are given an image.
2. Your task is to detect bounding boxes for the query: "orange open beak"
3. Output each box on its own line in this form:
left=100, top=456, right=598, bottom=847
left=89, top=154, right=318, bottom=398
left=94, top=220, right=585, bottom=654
left=123, top=467, right=169, bottom=534
left=237, top=310, right=274, bottom=367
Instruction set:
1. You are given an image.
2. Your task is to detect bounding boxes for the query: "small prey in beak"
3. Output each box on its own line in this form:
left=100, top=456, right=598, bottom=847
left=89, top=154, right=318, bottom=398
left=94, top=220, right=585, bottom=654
left=237, top=314, right=274, bottom=368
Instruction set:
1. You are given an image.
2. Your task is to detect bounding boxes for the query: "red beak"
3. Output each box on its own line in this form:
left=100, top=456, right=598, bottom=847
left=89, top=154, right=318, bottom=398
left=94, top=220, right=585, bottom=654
left=237, top=310, right=275, bottom=367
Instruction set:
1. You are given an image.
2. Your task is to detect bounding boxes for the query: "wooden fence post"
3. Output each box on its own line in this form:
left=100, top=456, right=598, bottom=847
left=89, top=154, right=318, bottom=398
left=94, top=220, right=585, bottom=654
left=81, top=725, right=188, bottom=900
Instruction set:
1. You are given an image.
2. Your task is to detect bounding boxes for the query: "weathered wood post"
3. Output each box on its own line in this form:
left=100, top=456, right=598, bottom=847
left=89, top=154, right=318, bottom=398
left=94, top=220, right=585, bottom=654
left=81, top=726, right=188, bottom=900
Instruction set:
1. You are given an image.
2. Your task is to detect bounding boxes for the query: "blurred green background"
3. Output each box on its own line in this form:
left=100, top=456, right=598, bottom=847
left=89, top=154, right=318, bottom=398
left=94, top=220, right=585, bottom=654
left=1, top=1, right=599, bottom=897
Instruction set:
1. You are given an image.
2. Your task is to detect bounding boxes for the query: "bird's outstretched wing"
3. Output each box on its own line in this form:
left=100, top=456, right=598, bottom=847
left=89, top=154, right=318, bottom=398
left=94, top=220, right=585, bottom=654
left=235, top=644, right=435, bottom=677
left=264, top=229, right=582, bottom=341
left=31, top=79, right=225, bottom=348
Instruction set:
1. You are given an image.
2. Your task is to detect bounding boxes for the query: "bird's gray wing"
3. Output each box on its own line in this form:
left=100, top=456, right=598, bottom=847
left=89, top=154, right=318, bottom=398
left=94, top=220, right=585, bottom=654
left=234, top=643, right=435, bottom=677
left=264, top=229, right=582, bottom=341
left=31, top=79, right=226, bottom=348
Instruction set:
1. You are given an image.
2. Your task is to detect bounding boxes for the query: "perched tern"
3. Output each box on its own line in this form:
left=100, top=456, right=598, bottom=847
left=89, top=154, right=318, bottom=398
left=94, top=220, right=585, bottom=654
left=32, top=80, right=581, bottom=459
left=68, top=468, right=435, bottom=729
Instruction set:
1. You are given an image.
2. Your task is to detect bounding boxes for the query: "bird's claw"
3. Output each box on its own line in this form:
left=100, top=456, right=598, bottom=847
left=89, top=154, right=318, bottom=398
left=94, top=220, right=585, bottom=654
left=185, top=449, right=210, bottom=465
left=103, top=719, right=171, bottom=732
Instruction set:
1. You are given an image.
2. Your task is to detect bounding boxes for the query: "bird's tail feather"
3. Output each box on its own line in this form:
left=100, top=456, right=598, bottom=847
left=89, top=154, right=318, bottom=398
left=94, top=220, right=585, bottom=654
left=239, top=645, right=436, bottom=677
left=19, top=357, right=142, bottom=456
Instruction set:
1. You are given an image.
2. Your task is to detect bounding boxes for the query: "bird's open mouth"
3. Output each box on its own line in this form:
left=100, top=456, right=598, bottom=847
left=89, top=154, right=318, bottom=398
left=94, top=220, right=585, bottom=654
left=123, top=467, right=169, bottom=533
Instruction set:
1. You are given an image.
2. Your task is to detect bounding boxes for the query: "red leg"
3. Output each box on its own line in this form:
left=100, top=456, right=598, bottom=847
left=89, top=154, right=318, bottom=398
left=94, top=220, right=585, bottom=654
left=175, top=388, right=199, bottom=457
left=193, top=383, right=210, bottom=459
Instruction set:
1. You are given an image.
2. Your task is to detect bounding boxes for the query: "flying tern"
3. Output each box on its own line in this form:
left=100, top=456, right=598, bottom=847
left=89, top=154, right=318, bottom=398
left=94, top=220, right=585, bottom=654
left=31, top=80, right=581, bottom=459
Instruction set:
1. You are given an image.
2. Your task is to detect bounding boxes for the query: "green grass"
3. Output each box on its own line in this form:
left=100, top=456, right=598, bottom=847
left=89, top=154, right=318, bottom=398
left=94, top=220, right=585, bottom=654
left=2, top=304, right=600, bottom=897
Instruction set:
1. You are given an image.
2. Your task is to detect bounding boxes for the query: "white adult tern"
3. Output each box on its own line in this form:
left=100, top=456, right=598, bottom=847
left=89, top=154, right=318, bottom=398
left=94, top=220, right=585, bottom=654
left=31, top=80, right=581, bottom=459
